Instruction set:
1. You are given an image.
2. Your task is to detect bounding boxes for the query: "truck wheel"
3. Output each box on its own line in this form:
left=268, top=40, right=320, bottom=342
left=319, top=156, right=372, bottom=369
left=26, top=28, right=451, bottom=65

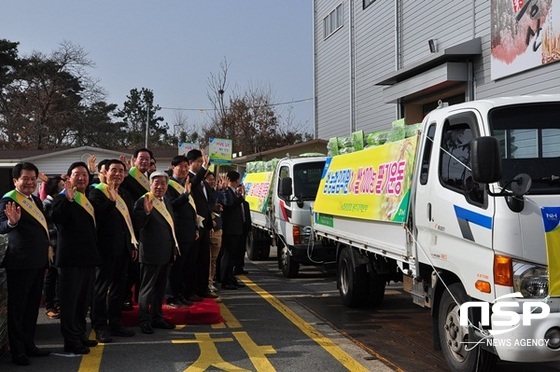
left=338, top=248, right=368, bottom=308
left=246, top=229, right=262, bottom=261
left=279, top=245, right=299, bottom=278
left=438, top=283, right=496, bottom=372
left=258, top=241, right=271, bottom=260
left=368, top=271, right=386, bottom=306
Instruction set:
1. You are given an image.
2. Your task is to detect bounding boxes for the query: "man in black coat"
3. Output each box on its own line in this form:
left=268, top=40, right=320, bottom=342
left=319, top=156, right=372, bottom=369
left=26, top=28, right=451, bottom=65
left=120, top=148, right=153, bottom=309
left=90, top=159, right=137, bottom=343
left=220, top=171, right=246, bottom=290
left=52, top=162, right=100, bottom=355
left=185, top=149, right=218, bottom=300
left=133, top=171, right=178, bottom=334
left=166, top=155, right=198, bottom=305
left=0, top=162, right=51, bottom=366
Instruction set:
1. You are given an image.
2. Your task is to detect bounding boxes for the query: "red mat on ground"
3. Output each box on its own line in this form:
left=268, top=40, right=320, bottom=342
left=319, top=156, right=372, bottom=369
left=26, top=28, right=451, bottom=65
left=121, top=298, right=224, bottom=326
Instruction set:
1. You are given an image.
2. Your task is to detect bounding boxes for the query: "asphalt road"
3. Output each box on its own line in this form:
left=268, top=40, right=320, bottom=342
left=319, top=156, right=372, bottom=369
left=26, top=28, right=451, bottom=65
left=2, top=252, right=560, bottom=371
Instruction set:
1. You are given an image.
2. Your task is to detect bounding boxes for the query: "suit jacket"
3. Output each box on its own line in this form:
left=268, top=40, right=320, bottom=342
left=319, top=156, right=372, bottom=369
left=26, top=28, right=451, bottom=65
left=166, top=177, right=197, bottom=244
left=121, top=171, right=150, bottom=202
left=52, top=193, right=100, bottom=267
left=221, top=187, right=244, bottom=235
left=89, top=186, right=135, bottom=259
left=0, top=194, right=49, bottom=270
left=241, top=200, right=252, bottom=235
left=187, top=168, right=213, bottom=230
left=133, top=195, right=176, bottom=265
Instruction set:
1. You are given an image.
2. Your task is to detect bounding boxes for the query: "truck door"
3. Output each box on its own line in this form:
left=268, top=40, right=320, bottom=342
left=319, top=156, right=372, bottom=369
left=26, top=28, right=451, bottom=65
left=414, top=111, right=495, bottom=300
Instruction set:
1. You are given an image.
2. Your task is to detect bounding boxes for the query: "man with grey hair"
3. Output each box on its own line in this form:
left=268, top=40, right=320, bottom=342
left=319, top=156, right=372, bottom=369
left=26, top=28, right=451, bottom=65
left=133, top=171, right=179, bottom=334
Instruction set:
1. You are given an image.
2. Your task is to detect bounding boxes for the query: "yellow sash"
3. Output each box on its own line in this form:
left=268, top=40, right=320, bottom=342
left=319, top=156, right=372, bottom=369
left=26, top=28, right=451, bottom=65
left=168, top=179, right=197, bottom=212
left=96, top=183, right=139, bottom=247
left=3, top=190, right=49, bottom=239
left=129, top=167, right=150, bottom=192
left=71, top=190, right=96, bottom=227
left=147, top=192, right=179, bottom=252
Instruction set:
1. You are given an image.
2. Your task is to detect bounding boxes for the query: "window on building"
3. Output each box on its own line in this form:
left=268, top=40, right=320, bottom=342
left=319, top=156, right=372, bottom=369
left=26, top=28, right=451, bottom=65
left=363, top=0, right=376, bottom=9
left=324, top=3, right=344, bottom=39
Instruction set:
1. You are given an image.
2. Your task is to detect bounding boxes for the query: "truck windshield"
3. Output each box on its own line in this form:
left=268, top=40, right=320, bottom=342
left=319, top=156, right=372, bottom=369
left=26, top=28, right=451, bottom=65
left=489, top=102, right=560, bottom=194
left=293, top=161, right=325, bottom=201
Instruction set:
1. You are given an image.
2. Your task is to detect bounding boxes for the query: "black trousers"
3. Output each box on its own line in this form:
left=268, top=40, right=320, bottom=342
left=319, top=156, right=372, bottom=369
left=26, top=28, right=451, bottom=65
left=220, top=233, right=242, bottom=286
left=168, top=241, right=193, bottom=298
left=185, top=228, right=211, bottom=296
left=6, top=268, right=44, bottom=356
left=138, top=263, right=169, bottom=325
left=92, top=254, right=129, bottom=330
left=58, top=266, right=95, bottom=348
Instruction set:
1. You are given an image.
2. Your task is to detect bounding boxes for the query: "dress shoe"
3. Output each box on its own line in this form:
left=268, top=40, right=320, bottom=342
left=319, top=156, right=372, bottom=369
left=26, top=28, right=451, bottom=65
left=235, top=281, right=246, bottom=288
left=221, top=284, right=238, bottom=290
left=151, top=320, right=176, bottom=329
left=95, top=329, right=113, bottom=343
left=64, top=345, right=90, bottom=354
left=12, top=353, right=31, bottom=366
left=121, top=300, right=134, bottom=311
left=234, top=269, right=249, bottom=275
left=187, top=294, right=203, bottom=302
left=81, top=338, right=99, bottom=347
left=177, top=294, right=194, bottom=305
left=25, top=346, right=51, bottom=357
left=111, top=326, right=135, bottom=337
left=140, top=323, right=154, bottom=334
left=200, top=291, right=219, bottom=299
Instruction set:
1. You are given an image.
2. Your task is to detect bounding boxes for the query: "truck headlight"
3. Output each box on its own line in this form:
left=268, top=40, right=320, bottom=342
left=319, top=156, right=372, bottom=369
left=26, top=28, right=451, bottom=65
left=513, top=261, right=548, bottom=298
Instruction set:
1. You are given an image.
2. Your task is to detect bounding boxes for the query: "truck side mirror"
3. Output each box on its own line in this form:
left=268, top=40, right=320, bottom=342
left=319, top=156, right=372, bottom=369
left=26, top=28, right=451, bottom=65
left=471, top=136, right=502, bottom=183
left=278, top=177, right=293, bottom=198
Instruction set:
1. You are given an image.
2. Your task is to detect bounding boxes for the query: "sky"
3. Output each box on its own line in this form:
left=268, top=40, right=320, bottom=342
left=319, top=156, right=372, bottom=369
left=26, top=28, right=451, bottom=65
left=0, top=1, right=315, bottom=138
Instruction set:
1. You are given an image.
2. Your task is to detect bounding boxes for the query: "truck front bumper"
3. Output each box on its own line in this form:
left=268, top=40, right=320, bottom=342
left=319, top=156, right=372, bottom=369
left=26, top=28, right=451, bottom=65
left=290, top=243, right=336, bottom=265
left=490, top=312, right=560, bottom=362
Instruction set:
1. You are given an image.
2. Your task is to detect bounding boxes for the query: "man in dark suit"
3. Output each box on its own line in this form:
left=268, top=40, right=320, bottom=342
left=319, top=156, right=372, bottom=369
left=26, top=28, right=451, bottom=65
left=90, top=159, right=137, bottom=343
left=0, top=162, right=51, bottom=366
left=52, top=162, right=100, bottom=355
left=166, top=155, right=198, bottom=306
left=120, top=148, right=153, bottom=309
left=185, top=149, right=218, bottom=300
left=234, top=199, right=252, bottom=275
left=220, top=171, right=246, bottom=290
left=133, top=171, right=178, bottom=334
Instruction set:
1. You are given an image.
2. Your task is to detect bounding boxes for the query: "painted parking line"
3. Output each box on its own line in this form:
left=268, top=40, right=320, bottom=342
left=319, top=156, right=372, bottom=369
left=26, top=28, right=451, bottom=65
left=238, top=275, right=370, bottom=372
left=212, top=299, right=242, bottom=329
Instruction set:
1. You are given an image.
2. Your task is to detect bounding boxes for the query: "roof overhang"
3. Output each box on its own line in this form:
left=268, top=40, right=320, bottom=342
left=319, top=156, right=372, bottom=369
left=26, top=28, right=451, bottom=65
left=375, top=38, right=481, bottom=103
left=382, top=62, right=468, bottom=103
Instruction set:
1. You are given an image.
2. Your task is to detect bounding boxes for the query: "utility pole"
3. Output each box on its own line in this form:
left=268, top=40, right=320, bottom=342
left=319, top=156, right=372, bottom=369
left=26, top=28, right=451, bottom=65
left=144, top=103, right=150, bottom=148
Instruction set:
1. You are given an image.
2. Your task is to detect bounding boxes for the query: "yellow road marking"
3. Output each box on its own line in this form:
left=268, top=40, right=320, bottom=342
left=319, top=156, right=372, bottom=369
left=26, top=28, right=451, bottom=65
left=212, top=301, right=242, bottom=329
left=174, top=333, right=248, bottom=371
left=240, top=276, right=370, bottom=372
left=78, top=331, right=103, bottom=372
left=233, top=331, right=276, bottom=371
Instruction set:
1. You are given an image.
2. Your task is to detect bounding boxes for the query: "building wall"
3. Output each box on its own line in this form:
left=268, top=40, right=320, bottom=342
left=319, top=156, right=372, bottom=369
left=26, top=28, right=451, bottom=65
left=314, top=0, right=560, bottom=139
left=314, top=1, right=351, bottom=139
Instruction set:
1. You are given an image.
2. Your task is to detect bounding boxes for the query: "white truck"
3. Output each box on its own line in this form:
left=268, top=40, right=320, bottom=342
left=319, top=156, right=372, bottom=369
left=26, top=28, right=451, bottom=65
left=242, top=155, right=336, bottom=277
left=311, top=95, right=560, bottom=371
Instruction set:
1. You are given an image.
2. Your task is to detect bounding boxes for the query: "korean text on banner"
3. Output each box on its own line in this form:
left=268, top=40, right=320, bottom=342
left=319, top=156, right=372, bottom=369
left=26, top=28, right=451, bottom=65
left=541, top=207, right=560, bottom=296
left=243, top=171, right=273, bottom=213
left=313, top=136, right=418, bottom=223
left=209, top=137, right=233, bottom=165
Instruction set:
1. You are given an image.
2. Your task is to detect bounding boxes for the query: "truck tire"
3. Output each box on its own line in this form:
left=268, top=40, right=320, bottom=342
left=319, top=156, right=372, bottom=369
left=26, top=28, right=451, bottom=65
left=246, top=229, right=262, bottom=261
left=279, top=244, right=299, bottom=278
left=338, top=248, right=368, bottom=308
left=368, top=270, right=386, bottom=306
left=438, top=283, right=497, bottom=372
left=258, top=240, right=271, bottom=260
